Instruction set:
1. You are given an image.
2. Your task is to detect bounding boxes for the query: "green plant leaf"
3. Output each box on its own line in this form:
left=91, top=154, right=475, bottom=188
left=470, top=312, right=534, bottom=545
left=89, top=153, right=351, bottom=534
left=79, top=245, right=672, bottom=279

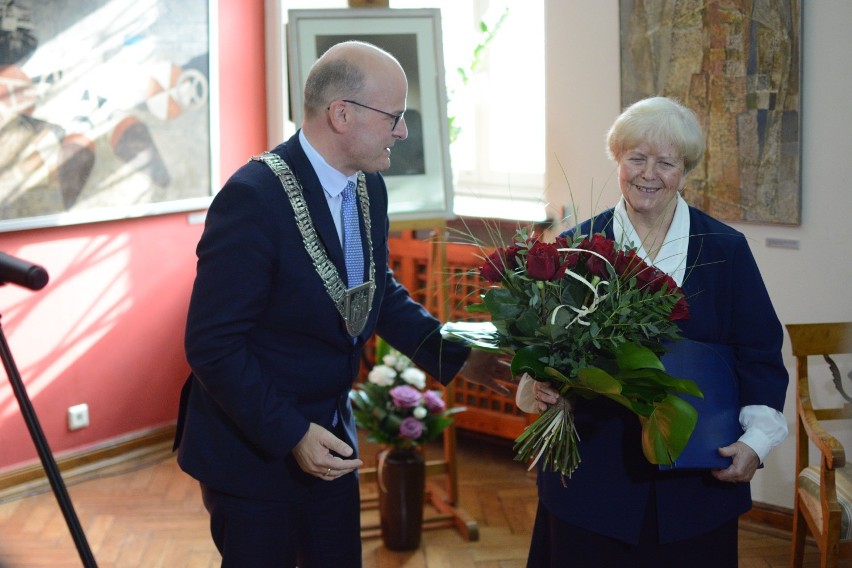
left=465, top=302, right=490, bottom=313
left=374, top=337, right=392, bottom=362
left=483, top=288, right=523, bottom=319
left=511, top=345, right=549, bottom=378
left=575, top=366, right=622, bottom=394
left=514, top=307, right=541, bottom=337
left=614, top=342, right=666, bottom=371
left=640, top=395, right=698, bottom=465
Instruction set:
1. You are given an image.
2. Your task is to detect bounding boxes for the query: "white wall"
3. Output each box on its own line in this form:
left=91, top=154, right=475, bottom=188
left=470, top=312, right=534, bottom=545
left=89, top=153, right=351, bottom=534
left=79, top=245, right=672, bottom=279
left=544, top=1, right=852, bottom=508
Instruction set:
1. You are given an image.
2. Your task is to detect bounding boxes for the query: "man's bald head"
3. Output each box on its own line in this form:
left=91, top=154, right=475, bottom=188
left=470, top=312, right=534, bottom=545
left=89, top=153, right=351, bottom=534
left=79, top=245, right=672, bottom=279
left=303, top=41, right=405, bottom=118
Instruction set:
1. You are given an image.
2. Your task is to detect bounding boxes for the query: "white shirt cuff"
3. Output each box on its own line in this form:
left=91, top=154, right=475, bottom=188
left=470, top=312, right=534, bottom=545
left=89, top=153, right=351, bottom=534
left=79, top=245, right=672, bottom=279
left=738, top=405, right=788, bottom=463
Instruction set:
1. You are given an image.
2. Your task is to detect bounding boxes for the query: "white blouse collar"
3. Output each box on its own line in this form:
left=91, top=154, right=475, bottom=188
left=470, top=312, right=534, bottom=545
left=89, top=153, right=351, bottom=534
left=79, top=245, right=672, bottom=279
left=612, top=194, right=690, bottom=286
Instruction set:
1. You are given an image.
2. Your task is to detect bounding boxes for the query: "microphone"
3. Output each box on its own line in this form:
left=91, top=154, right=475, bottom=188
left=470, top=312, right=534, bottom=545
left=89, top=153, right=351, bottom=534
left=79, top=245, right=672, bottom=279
left=0, top=252, right=49, bottom=291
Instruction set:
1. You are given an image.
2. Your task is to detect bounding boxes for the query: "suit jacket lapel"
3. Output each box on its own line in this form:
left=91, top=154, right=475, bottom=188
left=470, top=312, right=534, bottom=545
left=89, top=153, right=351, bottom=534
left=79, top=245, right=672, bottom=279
left=278, top=134, right=347, bottom=275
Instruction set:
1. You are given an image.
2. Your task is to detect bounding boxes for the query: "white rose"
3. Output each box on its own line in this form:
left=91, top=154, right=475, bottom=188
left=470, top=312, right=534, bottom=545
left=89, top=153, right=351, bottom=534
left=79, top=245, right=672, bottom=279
left=368, top=365, right=396, bottom=386
left=395, top=355, right=412, bottom=372
left=382, top=354, right=397, bottom=367
left=400, top=367, right=426, bottom=390
left=413, top=406, right=428, bottom=419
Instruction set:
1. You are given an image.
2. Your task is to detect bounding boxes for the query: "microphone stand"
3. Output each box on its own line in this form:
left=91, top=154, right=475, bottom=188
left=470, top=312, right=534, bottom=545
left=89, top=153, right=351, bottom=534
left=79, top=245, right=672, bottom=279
left=0, top=267, right=97, bottom=567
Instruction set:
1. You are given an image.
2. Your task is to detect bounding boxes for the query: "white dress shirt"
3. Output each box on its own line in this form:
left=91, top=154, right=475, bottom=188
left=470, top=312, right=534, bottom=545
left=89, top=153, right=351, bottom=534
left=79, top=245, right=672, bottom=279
left=299, top=130, right=357, bottom=246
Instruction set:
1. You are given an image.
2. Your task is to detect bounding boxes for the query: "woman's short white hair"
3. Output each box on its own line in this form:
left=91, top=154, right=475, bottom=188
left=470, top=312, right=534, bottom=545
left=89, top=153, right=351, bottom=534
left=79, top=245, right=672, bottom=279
left=606, top=96, right=706, bottom=174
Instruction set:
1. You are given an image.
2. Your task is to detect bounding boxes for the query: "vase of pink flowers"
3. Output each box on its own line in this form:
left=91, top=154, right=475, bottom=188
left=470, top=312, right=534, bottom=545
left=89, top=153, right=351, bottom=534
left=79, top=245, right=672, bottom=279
left=350, top=339, right=465, bottom=550
left=375, top=445, right=426, bottom=550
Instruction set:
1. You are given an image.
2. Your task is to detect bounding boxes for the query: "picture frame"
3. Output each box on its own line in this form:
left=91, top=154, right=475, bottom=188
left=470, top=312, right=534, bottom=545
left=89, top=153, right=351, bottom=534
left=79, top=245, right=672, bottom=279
left=286, top=8, right=454, bottom=222
left=619, top=0, right=802, bottom=225
left=0, top=0, right=218, bottom=233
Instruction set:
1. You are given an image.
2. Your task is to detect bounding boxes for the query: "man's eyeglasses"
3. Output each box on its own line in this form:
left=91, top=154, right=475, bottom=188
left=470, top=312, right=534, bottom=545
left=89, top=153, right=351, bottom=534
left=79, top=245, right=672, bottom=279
left=342, top=100, right=404, bottom=130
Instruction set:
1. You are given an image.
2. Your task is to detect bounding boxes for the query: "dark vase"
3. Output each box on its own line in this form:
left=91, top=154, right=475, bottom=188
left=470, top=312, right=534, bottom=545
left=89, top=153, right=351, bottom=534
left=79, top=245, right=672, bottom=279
left=377, top=447, right=426, bottom=551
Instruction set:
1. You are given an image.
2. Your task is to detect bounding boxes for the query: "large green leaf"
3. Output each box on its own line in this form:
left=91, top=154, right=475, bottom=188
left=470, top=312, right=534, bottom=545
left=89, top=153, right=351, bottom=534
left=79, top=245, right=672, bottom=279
left=621, top=370, right=703, bottom=397
left=515, top=307, right=542, bottom=337
left=483, top=288, right=523, bottom=318
left=465, top=302, right=490, bottom=314
left=640, top=395, right=698, bottom=465
left=575, top=366, right=622, bottom=394
left=614, top=342, right=666, bottom=371
left=510, top=345, right=549, bottom=378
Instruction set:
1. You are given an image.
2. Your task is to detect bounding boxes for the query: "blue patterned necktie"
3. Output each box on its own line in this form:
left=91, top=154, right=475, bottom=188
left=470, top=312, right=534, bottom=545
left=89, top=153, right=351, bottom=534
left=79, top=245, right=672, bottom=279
left=341, top=180, right=363, bottom=288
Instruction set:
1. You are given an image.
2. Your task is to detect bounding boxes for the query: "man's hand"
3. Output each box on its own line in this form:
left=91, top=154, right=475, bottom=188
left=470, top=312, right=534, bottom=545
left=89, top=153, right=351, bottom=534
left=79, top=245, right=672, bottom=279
left=711, top=441, right=760, bottom=483
left=292, top=423, right=364, bottom=480
left=456, top=349, right=513, bottom=395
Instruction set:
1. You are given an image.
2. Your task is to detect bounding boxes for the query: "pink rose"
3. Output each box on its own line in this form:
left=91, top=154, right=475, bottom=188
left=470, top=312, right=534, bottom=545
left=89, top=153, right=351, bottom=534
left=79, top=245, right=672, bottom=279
left=399, top=417, right=424, bottom=440
left=423, top=390, right=446, bottom=413
left=389, top=385, right=422, bottom=409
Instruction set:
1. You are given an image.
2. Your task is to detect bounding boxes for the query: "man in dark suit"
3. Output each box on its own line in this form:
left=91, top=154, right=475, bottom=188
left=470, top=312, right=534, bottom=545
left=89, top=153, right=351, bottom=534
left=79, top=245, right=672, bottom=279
left=173, top=41, right=506, bottom=567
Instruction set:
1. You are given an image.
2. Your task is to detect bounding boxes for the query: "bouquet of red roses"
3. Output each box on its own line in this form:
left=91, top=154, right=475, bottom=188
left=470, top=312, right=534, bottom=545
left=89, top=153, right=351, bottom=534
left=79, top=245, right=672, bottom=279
left=444, top=228, right=701, bottom=478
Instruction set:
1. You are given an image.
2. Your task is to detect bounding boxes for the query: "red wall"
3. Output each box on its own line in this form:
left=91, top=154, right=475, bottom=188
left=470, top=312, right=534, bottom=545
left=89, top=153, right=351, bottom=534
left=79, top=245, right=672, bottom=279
left=0, top=0, right=268, bottom=472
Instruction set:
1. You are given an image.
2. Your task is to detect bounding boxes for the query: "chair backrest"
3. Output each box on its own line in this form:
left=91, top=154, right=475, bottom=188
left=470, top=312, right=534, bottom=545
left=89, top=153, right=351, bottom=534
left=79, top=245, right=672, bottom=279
left=789, top=322, right=852, bottom=414
left=786, top=322, right=852, bottom=566
left=787, top=322, right=852, bottom=360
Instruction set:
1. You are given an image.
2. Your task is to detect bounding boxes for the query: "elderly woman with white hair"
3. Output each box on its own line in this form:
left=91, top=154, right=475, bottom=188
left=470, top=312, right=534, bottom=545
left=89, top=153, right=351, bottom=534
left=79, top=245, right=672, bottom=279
left=518, top=96, right=788, bottom=567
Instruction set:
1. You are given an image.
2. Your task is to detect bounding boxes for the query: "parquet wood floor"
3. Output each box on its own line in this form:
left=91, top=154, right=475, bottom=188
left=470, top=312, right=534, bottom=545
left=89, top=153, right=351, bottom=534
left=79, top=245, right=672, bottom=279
left=0, top=434, right=838, bottom=567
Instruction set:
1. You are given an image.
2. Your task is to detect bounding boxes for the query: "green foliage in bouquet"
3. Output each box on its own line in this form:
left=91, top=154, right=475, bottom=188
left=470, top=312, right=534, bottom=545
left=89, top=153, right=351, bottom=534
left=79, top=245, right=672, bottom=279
left=449, top=227, right=702, bottom=477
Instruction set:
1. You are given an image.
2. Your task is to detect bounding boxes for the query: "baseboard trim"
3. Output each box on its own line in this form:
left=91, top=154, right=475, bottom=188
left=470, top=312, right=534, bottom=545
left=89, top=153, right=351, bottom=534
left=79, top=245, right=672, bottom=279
left=0, top=425, right=176, bottom=501
left=741, top=501, right=794, bottom=535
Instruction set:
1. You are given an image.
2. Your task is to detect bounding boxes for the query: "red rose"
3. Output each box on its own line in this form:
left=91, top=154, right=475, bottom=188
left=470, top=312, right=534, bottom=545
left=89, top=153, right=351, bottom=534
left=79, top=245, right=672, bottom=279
left=654, top=274, right=679, bottom=295
left=613, top=249, right=646, bottom=278
left=480, top=244, right=521, bottom=283
left=670, top=295, right=690, bottom=321
left=555, top=237, right=581, bottom=270
left=561, top=250, right=580, bottom=271
left=584, top=234, right=616, bottom=257
left=526, top=241, right=563, bottom=281
left=634, top=264, right=661, bottom=290
left=481, top=248, right=508, bottom=283
left=505, top=244, right=521, bottom=269
left=580, top=235, right=616, bottom=278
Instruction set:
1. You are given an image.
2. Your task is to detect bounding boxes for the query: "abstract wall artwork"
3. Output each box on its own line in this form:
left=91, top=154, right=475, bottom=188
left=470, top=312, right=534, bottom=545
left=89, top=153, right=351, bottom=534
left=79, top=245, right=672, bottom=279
left=620, top=0, right=801, bottom=225
left=0, top=0, right=213, bottom=231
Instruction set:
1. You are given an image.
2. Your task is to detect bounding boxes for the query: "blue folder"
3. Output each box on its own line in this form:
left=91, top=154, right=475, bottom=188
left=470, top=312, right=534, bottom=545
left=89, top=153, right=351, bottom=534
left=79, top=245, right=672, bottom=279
left=659, top=340, right=743, bottom=470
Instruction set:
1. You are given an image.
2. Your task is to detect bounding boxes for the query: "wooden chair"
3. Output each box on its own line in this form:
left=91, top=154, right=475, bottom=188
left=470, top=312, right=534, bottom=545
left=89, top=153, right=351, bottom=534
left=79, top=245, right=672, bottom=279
left=787, top=322, right=852, bottom=568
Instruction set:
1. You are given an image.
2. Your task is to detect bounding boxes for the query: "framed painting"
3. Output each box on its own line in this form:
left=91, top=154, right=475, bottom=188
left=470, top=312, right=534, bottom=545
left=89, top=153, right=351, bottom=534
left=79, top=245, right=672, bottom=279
left=0, top=0, right=217, bottom=232
left=286, top=8, right=454, bottom=222
left=619, top=0, right=802, bottom=225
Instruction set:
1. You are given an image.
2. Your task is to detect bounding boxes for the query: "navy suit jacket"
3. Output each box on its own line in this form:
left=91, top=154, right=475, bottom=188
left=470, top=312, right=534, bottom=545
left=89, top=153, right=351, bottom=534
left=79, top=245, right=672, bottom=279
left=538, top=206, right=788, bottom=544
left=174, top=132, right=469, bottom=500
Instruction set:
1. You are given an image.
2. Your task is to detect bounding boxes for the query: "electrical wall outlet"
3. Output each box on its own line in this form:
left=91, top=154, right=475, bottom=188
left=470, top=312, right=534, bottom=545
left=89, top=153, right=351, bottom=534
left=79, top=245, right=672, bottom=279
left=67, top=403, right=89, bottom=431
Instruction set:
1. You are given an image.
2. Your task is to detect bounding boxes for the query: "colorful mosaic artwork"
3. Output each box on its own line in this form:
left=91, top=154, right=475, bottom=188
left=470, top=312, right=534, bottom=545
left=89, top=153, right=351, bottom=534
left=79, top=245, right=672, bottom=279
left=620, top=0, right=801, bottom=225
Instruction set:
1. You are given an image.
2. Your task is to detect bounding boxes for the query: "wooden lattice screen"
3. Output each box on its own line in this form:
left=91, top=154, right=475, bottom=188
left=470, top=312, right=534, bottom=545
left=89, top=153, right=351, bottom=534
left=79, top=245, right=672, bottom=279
left=377, top=229, right=532, bottom=441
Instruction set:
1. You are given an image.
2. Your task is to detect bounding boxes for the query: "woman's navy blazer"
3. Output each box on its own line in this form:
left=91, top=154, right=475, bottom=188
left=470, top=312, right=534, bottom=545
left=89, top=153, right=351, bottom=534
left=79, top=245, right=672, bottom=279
left=537, top=206, right=788, bottom=545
